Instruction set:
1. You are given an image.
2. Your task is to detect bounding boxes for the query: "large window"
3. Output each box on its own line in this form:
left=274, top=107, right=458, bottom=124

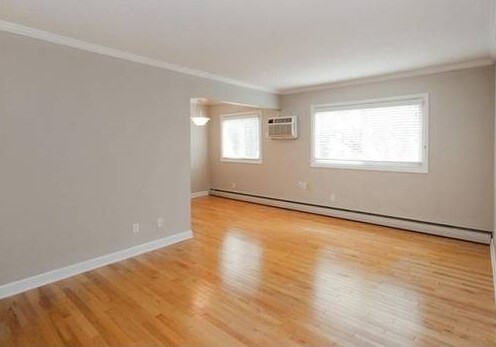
left=221, top=112, right=261, bottom=163
left=311, top=94, right=428, bottom=172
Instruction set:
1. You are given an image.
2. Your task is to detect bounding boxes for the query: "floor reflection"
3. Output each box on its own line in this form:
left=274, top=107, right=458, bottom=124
left=219, top=230, right=263, bottom=293
left=312, top=250, right=423, bottom=341
left=192, top=280, right=214, bottom=313
left=186, top=197, right=496, bottom=346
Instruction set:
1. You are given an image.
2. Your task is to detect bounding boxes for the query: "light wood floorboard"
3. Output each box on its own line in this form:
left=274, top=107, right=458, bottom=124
left=0, top=196, right=495, bottom=346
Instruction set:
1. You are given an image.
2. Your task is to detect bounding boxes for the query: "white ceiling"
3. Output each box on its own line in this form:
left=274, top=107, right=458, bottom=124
left=0, top=0, right=494, bottom=93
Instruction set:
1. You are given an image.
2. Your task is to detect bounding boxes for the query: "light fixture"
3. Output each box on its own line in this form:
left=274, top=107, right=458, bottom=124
left=191, top=99, right=210, bottom=126
left=191, top=116, right=210, bottom=126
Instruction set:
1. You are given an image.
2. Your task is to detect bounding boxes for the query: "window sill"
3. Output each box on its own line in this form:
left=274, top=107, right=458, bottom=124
left=221, top=158, right=262, bottom=165
left=311, top=160, right=428, bottom=173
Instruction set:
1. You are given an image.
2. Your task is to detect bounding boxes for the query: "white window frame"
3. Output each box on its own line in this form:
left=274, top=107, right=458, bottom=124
left=311, top=94, right=429, bottom=173
left=220, top=111, right=262, bottom=164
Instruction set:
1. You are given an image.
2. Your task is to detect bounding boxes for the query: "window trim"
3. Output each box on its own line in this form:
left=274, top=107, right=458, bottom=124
left=310, top=93, right=429, bottom=173
left=220, top=111, right=263, bottom=164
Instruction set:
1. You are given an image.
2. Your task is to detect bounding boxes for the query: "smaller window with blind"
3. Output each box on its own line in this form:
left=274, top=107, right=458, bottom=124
left=311, top=94, right=428, bottom=173
left=221, top=112, right=262, bottom=163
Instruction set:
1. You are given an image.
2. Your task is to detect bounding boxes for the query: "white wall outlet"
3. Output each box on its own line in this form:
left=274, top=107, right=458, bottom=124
left=297, top=181, right=308, bottom=190
left=329, top=193, right=336, bottom=202
left=157, top=217, right=164, bottom=228
left=133, top=223, right=140, bottom=234
left=231, top=182, right=237, bottom=188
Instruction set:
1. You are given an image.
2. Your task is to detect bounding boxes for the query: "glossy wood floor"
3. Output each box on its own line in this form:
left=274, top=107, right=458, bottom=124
left=1, top=196, right=495, bottom=346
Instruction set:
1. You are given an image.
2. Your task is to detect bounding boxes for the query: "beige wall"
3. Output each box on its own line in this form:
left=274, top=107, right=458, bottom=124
left=208, top=104, right=279, bottom=185
left=0, top=31, right=278, bottom=286
left=190, top=104, right=210, bottom=193
left=1, top=27, right=493, bottom=287
left=210, top=66, right=495, bottom=231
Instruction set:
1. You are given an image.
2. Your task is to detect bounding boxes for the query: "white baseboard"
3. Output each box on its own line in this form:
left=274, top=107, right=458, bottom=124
left=490, top=238, right=496, bottom=305
left=191, top=191, right=209, bottom=198
left=0, top=230, right=193, bottom=300
left=210, top=190, right=491, bottom=244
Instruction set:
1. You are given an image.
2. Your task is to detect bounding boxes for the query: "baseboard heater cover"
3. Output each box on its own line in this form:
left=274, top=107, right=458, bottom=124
left=210, top=189, right=491, bottom=244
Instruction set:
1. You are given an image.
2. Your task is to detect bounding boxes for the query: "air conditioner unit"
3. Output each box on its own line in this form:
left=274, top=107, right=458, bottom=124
left=267, top=116, right=298, bottom=139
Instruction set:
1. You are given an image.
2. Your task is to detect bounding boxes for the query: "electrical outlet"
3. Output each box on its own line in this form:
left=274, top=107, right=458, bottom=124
left=157, top=217, right=164, bottom=228
left=133, top=223, right=140, bottom=234
left=329, top=193, right=336, bottom=202
left=297, top=181, right=308, bottom=190
left=231, top=182, right=237, bottom=188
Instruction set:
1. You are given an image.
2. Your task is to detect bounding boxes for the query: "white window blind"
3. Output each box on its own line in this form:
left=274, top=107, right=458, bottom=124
left=312, top=95, right=428, bottom=172
left=221, top=113, right=261, bottom=162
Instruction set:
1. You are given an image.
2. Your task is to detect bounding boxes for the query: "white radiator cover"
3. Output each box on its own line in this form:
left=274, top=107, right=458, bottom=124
left=210, top=189, right=491, bottom=244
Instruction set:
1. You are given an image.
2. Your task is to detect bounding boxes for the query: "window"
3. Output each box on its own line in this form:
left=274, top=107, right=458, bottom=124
left=311, top=94, right=428, bottom=173
left=221, top=112, right=261, bottom=163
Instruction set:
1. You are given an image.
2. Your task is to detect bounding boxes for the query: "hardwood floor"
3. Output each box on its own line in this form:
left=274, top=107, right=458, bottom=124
left=0, top=196, right=495, bottom=346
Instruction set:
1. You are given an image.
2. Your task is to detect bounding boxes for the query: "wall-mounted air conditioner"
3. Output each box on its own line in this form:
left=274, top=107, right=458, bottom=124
left=267, top=116, right=298, bottom=139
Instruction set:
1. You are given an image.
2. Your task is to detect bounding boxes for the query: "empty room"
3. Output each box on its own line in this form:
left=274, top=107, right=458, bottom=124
left=1, top=1, right=496, bottom=346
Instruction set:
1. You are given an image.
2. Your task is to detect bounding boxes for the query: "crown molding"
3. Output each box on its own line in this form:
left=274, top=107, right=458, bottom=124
left=0, top=20, right=277, bottom=94
left=280, top=58, right=495, bottom=95
left=1, top=20, right=494, bottom=97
